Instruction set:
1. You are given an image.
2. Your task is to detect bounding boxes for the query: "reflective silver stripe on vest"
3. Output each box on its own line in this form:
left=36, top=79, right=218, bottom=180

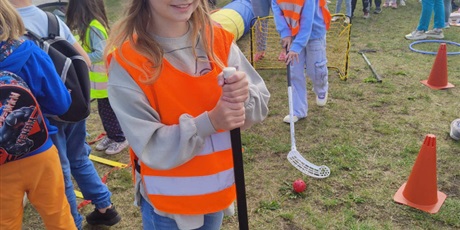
left=91, top=63, right=106, bottom=73
left=91, top=81, right=108, bottom=90
left=144, top=168, right=235, bottom=196
left=199, top=131, right=231, bottom=156
left=278, top=2, right=303, bottom=13
left=286, top=18, right=298, bottom=29
left=278, top=2, right=301, bottom=29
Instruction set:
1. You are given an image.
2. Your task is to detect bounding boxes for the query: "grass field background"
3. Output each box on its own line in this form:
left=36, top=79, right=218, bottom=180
left=23, top=0, right=460, bottom=229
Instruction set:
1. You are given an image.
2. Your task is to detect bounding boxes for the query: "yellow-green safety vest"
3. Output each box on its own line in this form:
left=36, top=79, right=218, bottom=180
left=81, top=20, right=109, bottom=99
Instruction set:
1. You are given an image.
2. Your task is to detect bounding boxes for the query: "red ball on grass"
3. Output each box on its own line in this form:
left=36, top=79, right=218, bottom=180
left=292, top=179, right=307, bottom=193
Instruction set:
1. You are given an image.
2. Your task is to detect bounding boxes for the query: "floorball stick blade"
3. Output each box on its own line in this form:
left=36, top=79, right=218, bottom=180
left=288, top=150, right=331, bottom=179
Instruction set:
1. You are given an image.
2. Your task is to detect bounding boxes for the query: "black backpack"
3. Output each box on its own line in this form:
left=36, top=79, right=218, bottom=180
left=26, top=11, right=91, bottom=123
left=0, top=69, right=48, bottom=165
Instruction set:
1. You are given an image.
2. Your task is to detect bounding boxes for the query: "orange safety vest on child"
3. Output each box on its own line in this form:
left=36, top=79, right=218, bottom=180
left=276, top=0, right=331, bottom=35
left=109, top=26, right=236, bottom=215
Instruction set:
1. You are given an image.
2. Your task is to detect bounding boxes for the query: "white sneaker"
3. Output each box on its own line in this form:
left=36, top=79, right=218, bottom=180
left=105, top=140, right=129, bottom=155
left=316, top=93, right=328, bottom=106
left=425, top=28, right=444, bottom=39
left=331, top=16, right=340, bottom=22
left=96, top=137, right=115, bottom=151
left=283, top=115, right=299, bottom=123
left=405, top=30, right=427, bottom=40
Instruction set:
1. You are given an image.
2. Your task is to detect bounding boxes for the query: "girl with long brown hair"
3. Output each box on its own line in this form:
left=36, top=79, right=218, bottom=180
left=105, top=0, right=270, bottom=229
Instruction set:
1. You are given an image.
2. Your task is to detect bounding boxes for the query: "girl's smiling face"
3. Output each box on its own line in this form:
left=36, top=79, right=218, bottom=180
left=148, top=0, right=200, bottom=37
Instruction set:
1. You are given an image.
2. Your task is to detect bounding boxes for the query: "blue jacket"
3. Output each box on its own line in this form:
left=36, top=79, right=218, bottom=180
left=272, top=0, right=328, bottom=53
left=0, top=40, right=71, bottom=156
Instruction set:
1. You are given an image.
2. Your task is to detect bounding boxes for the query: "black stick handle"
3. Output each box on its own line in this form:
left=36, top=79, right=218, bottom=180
left=230, top=128, right=249, bottom=230
left=223, top=67, right=249, bottom=230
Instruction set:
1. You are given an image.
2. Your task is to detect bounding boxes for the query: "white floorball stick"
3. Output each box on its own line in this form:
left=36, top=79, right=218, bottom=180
left=285, top=63, right=331, bottom=179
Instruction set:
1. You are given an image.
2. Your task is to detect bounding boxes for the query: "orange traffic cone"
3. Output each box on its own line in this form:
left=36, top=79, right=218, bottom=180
left=393, top=134, right=446, bottom=213
left=421, top=43, right=454, bottom=89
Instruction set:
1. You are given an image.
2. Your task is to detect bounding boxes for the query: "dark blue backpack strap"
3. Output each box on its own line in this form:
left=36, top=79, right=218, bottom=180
left=0, top=39, right=24, bottom=62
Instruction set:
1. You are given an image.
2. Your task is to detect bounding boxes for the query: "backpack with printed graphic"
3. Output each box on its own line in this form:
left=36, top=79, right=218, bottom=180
left=0, top=71, right=48, bottom=165
left=0, top=40, right=48, bottom=165
left=26, top=11, right=90, bottom=123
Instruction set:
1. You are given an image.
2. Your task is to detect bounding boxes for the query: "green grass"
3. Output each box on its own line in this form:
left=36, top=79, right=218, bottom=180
left=22, top=0, right=460, bottom=229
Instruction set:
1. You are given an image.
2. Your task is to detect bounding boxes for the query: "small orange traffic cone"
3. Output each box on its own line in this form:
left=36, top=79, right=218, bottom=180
left=393, top=134, right=446, bottom=213
left=421, top=43, right=454, bottom=89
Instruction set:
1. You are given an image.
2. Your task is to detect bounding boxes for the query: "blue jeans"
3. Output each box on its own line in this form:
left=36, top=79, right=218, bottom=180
left=444, top=0, right=452, bottom=24
left=140, top=196, right=223, bottom=230
left=351, top=0, right=371, bottom=15
left=417, top=0, right=445, bottom=30
left=335, top=0, right=353, bottom=17
left=50, top=119, right=112, bottom=229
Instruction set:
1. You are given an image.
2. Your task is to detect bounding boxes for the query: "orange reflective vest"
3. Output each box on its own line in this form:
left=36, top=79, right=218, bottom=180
left=320, top=0, right=332, bottom=30
left=277, top=0, right=331, bottom=35
left=108, top=26, right=236, bottom=215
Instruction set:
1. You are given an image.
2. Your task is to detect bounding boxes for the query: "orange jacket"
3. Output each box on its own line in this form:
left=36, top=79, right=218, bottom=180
left=109, top=26, right=237, bottom=215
